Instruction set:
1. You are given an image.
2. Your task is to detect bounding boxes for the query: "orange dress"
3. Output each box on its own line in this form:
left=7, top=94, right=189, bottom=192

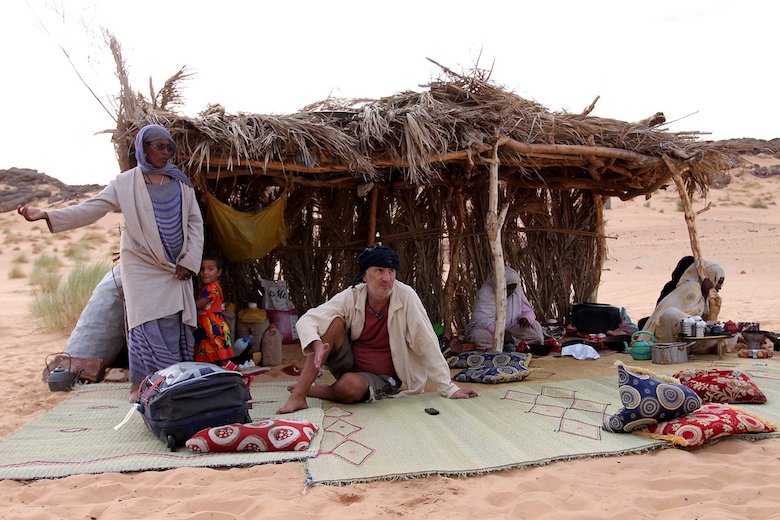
left=194, top=281, right=234, bottom=362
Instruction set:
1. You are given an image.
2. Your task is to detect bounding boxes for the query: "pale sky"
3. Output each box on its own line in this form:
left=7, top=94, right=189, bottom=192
left=2, top=0, right=778, bottom=186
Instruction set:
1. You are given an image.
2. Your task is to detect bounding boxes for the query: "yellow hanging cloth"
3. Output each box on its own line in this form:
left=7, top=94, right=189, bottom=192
left=204, top=192, right=288, bottom=262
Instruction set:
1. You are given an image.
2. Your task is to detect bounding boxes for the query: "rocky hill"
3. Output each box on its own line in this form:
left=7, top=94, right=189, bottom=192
left=0, top=167, right=103, bottom=212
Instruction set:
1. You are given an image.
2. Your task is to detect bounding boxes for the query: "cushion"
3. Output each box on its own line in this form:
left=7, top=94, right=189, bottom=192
left=447, top=351, right=534, bottom=384
left=447, top=351, right=531, bottom=369
left=673, top=368, right=767, bottom=404
left=452, top=364, right=534, bottom=384
left=637, top=403, right=777, bottom=449
left=185, top=418, right=318, bottom=453
left=603, top=363, right=702, bottom=433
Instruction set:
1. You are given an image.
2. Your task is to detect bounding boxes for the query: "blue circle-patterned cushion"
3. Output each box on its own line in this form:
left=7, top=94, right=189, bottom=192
left=447, top=351, right=534, bottom=384
left=447, top=351, right=532, bottom=369
left=602, top=363, right=702, bottom=433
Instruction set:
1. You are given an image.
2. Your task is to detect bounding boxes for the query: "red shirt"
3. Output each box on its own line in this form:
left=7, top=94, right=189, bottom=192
left=352, top=304, right=396, bottom=377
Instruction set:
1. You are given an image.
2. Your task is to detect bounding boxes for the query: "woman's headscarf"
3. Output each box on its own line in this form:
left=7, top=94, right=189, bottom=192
left=133, top=124, right=192, bottom=186
left=657, top=255, right=695, bottom=304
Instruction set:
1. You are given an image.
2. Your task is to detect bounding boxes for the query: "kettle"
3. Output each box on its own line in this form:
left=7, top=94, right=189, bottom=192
left=627, top=330, right=655, bottom=361
left=44, top=353, right=78, bottom=392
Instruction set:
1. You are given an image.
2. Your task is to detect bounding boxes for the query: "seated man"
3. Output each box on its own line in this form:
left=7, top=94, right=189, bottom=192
left=277, top=245, right=477, bottom=414
left=464, top=267, right=544, bottom=350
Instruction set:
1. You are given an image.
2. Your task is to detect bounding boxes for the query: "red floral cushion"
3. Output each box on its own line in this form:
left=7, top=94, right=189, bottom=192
left=673, top=368, right=767, bottom=404
left=185, top=418, right=318, bottom=453
left=638, top=403, right=776, bottom=449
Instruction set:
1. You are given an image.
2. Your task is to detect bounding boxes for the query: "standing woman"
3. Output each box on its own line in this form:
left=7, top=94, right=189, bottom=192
left=18, top=124, right=204, bottom=394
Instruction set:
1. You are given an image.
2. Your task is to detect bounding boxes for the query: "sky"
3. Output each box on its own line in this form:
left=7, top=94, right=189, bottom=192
left=1, top=0, right=778, bottom=186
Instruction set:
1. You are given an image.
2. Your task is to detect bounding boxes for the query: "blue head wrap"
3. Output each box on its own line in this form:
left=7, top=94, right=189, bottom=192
left=134, top=124, right=192, bottom=186
left=352, top=246, right=400, bottom=286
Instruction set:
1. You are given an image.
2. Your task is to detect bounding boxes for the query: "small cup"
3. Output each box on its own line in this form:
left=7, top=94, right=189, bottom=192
left=252, top=352, right=262, bottom=365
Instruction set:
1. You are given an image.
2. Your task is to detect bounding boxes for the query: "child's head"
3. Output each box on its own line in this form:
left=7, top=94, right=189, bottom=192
left=199, top=252, right=224, bottom=284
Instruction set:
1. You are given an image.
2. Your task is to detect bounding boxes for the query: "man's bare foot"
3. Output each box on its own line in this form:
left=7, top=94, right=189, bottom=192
left=277, top=395, right=308, bottom=414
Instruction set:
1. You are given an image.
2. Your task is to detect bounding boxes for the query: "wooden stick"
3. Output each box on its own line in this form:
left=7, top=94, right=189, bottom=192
left=486, top=140, right=509, bottom=351
left=367, top=186, right=378, bottom=246
left=663, top=154, right=707, bottom=281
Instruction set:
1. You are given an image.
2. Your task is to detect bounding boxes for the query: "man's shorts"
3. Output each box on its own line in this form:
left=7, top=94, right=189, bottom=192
left=325, top=338, right=401, bottom=402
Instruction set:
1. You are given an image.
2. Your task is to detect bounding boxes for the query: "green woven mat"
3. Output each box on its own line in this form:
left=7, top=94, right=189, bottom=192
left=0, top=381, right=322, bottom=480
left=306, top=360, right=780, bottom=485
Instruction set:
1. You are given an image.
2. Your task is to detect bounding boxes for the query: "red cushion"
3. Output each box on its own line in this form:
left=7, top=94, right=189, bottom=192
left=185, top=418, right=318, bottom=453
left=640, top=403, right=776, bottom=449
left=673, top=368, right=767, bottom=404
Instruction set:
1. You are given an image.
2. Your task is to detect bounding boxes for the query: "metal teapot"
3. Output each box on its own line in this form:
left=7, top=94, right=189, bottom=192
left=44, top=353, right=77, bottom=392
left=627, top=330, right=655, bottom=361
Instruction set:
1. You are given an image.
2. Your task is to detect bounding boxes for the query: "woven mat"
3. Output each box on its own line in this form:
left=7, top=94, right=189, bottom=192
left=0, top=381, right=322, bottom=480
left=305, top=360, right=780, bottom=486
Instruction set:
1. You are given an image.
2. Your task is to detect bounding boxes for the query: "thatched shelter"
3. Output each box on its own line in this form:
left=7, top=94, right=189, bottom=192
left=109, top=49, right=733, bottom=339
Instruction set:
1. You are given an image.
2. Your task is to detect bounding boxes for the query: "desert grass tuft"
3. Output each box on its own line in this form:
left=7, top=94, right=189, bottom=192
left=12, top=253, right=28, bottom=264
left=749, top=198, right=768, bottom=209
left=30, top=254, right=65, bottom=292
left=33, top=254, right=64, bottom=270
left=8, top=265, right=25, bottom=279
left=82, top=231, right=108, bottom=244
left=64, top=241, right=95, bottom=262
left=4, top=233, right=22, bottom=245
left=31, top=261, right=112, bottom=332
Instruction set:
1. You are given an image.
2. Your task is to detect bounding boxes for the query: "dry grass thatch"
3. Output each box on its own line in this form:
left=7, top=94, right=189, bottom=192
left=109, top=39, right=735, bottom=334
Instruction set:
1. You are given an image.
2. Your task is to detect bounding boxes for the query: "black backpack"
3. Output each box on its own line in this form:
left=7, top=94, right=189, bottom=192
left=136, top=362, right=251, bottom=451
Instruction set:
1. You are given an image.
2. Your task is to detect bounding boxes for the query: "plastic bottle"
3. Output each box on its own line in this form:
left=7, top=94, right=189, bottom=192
left=236, top=303, right=269, bottom=353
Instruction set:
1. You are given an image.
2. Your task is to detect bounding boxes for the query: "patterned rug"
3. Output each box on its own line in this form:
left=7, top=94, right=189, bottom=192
left=0, top=381, right=323, bottom=480
left=305, top=361, right=780, bottom=486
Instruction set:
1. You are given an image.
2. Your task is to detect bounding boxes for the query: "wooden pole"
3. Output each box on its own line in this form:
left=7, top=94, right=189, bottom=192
left=367, top=186, right=379, bottom=246
left=443, top=190, right=465, bottom=338
left=662, top=155, right=707, bottom=281
left=663, top=155, right=720, bottom=320
left=486, top=141, right=509, bottom=351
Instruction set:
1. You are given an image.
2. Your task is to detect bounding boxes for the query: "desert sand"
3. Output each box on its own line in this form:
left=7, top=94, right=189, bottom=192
left=1, top=156, right=779, bottom=519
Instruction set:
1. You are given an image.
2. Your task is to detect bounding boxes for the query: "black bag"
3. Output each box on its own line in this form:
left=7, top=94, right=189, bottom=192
left=136, top=362, right=251, bottom=451
left=571, top=303, right=621, bottom=334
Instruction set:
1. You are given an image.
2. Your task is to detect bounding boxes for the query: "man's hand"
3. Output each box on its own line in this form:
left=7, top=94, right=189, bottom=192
left=450, top=388, right=478, bottom=399
left=517, top=317, right=531, bottom=329
left=310, top=340, right=331, bottom=371
left=700, top=278, right=715, bottom=299
left=17, top=205, right=46, bottom=222
left=175, top=265, right=194, bottom=280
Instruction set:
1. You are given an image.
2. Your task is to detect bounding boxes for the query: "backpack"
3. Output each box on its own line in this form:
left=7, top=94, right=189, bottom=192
left=136, top=362, right=251, bottom=451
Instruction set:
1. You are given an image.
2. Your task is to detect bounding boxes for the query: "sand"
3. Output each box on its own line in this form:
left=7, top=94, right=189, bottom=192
left=1, top=156, right=779, bottom=519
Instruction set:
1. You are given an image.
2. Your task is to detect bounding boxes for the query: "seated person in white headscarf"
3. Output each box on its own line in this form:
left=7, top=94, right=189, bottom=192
left=465, top=267, right=545, bottom=350
left=643, top=259, right=725, bottom=351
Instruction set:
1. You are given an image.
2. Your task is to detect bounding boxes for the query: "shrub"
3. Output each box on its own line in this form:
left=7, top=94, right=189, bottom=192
left=33, top=254, right=64, bottom=271
left=64, top=241, right=95, bottom=262
left=8, top=265, right=25, bottom=279
left=29, top=254, right=65, bottom=292
left=31, top=261, right=112, bottom=332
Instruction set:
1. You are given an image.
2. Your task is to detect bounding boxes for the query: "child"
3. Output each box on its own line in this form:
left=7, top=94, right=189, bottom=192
left=194, top=253, right=234, bottom=364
